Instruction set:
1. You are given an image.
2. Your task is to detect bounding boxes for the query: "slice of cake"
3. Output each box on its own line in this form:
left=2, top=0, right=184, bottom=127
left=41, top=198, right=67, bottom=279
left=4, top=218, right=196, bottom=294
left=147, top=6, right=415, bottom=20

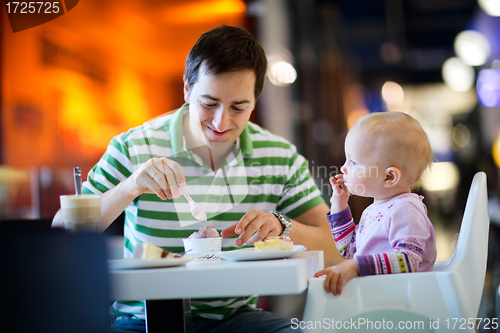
left=134, top=242, right=175, bottom=259
left=255, top=236, right=294, bottom=251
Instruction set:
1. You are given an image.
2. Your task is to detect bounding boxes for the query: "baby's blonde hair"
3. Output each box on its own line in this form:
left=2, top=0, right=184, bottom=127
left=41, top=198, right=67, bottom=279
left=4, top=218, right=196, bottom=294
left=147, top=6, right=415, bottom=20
left=351, top=111, right=433, bottom=187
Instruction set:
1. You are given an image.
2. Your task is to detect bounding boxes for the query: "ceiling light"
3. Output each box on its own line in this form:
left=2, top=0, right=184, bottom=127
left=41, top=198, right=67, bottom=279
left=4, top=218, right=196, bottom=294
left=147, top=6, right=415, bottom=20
left=442, top=57, right=475, bottom=92
left=454, top=30, right=491, bottom=66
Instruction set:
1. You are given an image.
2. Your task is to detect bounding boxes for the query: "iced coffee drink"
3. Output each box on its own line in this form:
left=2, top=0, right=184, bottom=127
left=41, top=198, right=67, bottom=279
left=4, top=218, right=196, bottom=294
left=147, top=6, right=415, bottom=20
left=59, top=194, right=101, bottom=232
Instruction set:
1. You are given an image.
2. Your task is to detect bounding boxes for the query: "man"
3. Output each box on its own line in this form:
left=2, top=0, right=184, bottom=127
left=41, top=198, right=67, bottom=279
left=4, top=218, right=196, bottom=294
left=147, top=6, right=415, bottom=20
left=53, top=25, right=339, bottom=332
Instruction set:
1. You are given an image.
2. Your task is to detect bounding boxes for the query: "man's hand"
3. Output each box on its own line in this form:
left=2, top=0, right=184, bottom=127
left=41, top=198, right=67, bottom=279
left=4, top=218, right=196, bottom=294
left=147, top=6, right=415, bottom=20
left=329, top=175, right=350, bottom=214
left=129, top=157, right=186, bottom=200
left=53, top=157, right=187, bottom=230
left=221, top=210, right=283, bottom=246
left=314, top=259, right=359, bottom=296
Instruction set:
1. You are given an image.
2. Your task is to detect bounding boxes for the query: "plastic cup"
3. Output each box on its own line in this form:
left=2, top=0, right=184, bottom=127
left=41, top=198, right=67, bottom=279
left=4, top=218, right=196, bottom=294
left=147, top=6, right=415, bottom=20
left=59, top=194, right=101, bottom=232
left=182, top=237, right=222, bottom=260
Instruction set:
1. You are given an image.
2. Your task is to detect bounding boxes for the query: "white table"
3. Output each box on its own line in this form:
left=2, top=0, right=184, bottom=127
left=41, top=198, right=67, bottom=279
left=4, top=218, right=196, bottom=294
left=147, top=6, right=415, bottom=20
left=108, top=249, right=324, bottom=332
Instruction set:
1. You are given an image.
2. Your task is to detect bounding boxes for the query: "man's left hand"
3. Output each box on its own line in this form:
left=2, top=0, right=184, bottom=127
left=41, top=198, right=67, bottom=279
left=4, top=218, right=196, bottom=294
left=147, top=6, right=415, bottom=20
left=221, top=209, right=284, bottom=246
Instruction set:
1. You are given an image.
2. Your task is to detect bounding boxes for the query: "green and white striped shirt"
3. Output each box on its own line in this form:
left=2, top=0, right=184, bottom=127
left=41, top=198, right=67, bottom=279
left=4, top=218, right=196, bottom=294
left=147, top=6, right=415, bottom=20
left=83, top=104, right=324, bottom=320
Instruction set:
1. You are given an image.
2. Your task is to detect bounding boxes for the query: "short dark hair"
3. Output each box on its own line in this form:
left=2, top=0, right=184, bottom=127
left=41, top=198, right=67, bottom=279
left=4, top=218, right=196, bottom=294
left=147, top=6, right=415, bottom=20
left=184, top=25, right=267, bottom=100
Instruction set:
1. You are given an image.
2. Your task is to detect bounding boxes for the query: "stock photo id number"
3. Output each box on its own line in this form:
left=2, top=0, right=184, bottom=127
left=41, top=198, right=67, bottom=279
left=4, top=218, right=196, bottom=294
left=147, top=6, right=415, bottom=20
left=2, top=1, right=79, bottom=32
left=5, top=1, right=62, bottom=13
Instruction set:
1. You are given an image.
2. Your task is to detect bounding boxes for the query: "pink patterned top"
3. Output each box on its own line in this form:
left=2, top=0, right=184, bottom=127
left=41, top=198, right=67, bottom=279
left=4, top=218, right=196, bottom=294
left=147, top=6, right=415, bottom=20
left=327, top=193, right=437, bottom=276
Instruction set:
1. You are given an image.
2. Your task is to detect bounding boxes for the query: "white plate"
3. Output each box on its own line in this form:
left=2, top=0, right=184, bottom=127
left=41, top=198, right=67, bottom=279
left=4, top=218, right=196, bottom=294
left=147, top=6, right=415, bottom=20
left=108, top=256, right=195, bottom=269
left=216, top=245, right=306, bottom=261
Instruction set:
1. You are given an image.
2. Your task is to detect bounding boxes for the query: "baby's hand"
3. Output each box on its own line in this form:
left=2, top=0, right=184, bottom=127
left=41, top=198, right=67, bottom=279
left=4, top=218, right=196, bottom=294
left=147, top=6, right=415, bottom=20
left=313, top=259, right=359, bottom=296
left=329, top=175, right=350, bottom=214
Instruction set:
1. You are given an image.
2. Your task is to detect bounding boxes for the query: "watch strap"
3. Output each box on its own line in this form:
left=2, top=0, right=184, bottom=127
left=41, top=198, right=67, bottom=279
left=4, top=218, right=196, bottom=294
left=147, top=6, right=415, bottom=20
left=270, top=211, right=292, bottom=236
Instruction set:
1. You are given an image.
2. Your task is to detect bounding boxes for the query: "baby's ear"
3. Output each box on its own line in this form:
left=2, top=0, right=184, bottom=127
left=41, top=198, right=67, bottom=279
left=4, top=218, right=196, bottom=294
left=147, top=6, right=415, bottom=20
left=384, top=167, right=401, bottom=188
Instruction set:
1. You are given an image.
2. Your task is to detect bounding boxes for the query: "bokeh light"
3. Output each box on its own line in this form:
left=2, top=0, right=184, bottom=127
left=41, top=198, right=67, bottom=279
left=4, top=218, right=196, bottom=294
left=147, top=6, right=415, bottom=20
left=421, top=162, right=460, bottom=192
left=451, top=123, right=472, bottom=150
left=380, top=42, right=402, bottom=63
left=493, top=135, right=500, bottom=168
left=477, top=68, right=500, bottom=107
left=268, top=59, right=297, bottom=86
left=381, top=81, right=405, bottom=104
left=346, top=109, right=370, bottom=129
left=454, top=30, right=491, bottom=66
left=442, top=57, right=475, bottom=92
left=478, top=0, right=500, bottom=16
left=162, top=0, right=246, bottom=24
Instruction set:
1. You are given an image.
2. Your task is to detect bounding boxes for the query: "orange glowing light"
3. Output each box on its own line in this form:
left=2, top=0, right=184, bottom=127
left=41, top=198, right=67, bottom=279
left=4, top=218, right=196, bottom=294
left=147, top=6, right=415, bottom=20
left=346, top=109, right=370, bottom=129
left=493, top=135, right=500, bottom=168
left=163, top=0, right=246, bottom=24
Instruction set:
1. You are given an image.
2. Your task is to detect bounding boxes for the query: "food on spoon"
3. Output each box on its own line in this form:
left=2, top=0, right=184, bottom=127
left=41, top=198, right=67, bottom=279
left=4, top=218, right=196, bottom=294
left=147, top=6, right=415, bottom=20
left=255, top=236, right=294, bottom=251
left=188, top=226, right=220, bottom=239
left=134, top=242, right=175, bottom=259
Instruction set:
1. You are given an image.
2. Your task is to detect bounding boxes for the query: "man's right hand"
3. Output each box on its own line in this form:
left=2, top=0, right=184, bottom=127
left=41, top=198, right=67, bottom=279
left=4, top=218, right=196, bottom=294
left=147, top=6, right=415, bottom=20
left=127, top=157, right=186, bottom=200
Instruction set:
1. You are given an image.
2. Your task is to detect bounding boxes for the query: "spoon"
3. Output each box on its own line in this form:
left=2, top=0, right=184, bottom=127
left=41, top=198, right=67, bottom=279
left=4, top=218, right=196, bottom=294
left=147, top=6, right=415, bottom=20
left=73, top=166, right=82, bottom=195
left=179, top=187, right=207, bottom=221
left=173, top=249, right=192, bottom=258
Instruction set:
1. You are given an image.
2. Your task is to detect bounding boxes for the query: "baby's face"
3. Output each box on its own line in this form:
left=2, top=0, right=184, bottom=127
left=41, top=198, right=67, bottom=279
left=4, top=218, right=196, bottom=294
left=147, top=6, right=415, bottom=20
left=340, top=128, right=389, bottom=199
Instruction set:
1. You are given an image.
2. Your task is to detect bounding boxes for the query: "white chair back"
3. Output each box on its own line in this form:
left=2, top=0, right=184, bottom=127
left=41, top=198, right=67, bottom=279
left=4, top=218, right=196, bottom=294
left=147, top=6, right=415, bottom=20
left=438, top=171, right=489, bottom=319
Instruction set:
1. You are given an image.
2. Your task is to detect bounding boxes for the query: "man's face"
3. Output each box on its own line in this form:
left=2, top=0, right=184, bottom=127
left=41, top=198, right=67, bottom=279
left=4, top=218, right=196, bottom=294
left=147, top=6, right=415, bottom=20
left=183, top=64, right=256, bottom=146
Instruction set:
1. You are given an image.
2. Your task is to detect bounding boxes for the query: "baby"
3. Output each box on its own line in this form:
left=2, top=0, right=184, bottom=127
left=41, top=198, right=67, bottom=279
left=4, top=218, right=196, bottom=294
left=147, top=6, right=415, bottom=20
left=314, top=111, right=437, bottom=295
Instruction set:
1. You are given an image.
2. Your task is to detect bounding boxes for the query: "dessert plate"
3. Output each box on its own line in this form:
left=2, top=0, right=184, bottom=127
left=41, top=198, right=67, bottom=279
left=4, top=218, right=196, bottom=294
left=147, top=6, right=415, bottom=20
left=216, top=245, right=306, bottom=261
left=108, top=256, right=195, bottom=269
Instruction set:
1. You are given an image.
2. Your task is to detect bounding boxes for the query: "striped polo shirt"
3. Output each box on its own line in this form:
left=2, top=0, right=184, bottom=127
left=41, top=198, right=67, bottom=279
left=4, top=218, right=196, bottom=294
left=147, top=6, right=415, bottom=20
left=83, top=104, right=324, bottom=320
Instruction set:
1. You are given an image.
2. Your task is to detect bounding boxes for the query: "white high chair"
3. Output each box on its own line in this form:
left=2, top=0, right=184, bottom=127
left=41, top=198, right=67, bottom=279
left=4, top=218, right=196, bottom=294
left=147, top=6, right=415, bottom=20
left=303, top=172, right=490, bottom=333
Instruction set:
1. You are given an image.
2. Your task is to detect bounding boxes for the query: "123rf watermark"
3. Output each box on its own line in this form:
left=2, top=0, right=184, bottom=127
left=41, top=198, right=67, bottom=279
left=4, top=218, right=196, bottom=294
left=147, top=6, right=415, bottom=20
left=291, top=317, right=499, bottom=331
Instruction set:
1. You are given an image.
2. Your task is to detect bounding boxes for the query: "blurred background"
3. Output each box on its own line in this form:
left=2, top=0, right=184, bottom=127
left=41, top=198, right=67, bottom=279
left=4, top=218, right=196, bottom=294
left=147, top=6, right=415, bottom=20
left=2, top=0, right=500, bottom=326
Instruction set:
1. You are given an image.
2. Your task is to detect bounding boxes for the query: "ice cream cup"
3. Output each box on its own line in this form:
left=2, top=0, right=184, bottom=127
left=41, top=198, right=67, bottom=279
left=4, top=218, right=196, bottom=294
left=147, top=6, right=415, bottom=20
left=182, top=237, right=222, bottom=260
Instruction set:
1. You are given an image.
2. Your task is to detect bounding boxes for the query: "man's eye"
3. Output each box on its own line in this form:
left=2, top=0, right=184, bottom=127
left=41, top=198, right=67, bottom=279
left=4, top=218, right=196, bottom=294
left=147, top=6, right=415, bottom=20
left=232, top=106, right=244, bottom=112
left=201, top=102, right=217, bottom=108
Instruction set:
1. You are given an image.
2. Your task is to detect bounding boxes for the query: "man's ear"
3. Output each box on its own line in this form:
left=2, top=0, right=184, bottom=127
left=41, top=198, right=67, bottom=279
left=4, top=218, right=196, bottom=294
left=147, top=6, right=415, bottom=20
left=183, top=76, right=190, bottom=104
left=384, top=167, right=401, bottom=188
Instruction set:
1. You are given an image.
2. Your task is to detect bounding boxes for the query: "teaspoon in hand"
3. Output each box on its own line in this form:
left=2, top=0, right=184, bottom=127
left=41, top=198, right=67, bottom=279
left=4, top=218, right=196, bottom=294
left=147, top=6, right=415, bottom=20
left=179, top=187, right=207, bottom=221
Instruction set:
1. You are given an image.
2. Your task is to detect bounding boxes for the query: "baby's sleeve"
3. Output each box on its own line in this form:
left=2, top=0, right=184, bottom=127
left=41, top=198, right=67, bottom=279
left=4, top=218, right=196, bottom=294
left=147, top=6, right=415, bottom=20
left=326, top=207, right=357, bottom=258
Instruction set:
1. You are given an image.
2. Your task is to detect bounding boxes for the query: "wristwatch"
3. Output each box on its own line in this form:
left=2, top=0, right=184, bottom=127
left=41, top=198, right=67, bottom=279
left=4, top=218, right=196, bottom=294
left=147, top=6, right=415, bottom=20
left=270, top=211, right=292, bottom=236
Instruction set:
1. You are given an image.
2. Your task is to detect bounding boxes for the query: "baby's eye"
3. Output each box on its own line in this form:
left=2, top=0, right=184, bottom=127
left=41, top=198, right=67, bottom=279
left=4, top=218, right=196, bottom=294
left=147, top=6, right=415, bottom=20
left=350, top=160, right=357, bottom=166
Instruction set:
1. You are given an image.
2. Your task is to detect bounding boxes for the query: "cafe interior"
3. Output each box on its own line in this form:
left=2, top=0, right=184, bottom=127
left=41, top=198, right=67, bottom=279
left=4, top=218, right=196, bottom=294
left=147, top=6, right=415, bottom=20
left=2, top=0, right=500, bottom=331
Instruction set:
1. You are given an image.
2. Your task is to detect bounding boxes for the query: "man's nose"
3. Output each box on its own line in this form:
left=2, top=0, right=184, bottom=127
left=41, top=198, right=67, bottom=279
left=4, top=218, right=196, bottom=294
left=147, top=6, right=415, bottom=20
left=213, top=108, right=230, bottom=132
